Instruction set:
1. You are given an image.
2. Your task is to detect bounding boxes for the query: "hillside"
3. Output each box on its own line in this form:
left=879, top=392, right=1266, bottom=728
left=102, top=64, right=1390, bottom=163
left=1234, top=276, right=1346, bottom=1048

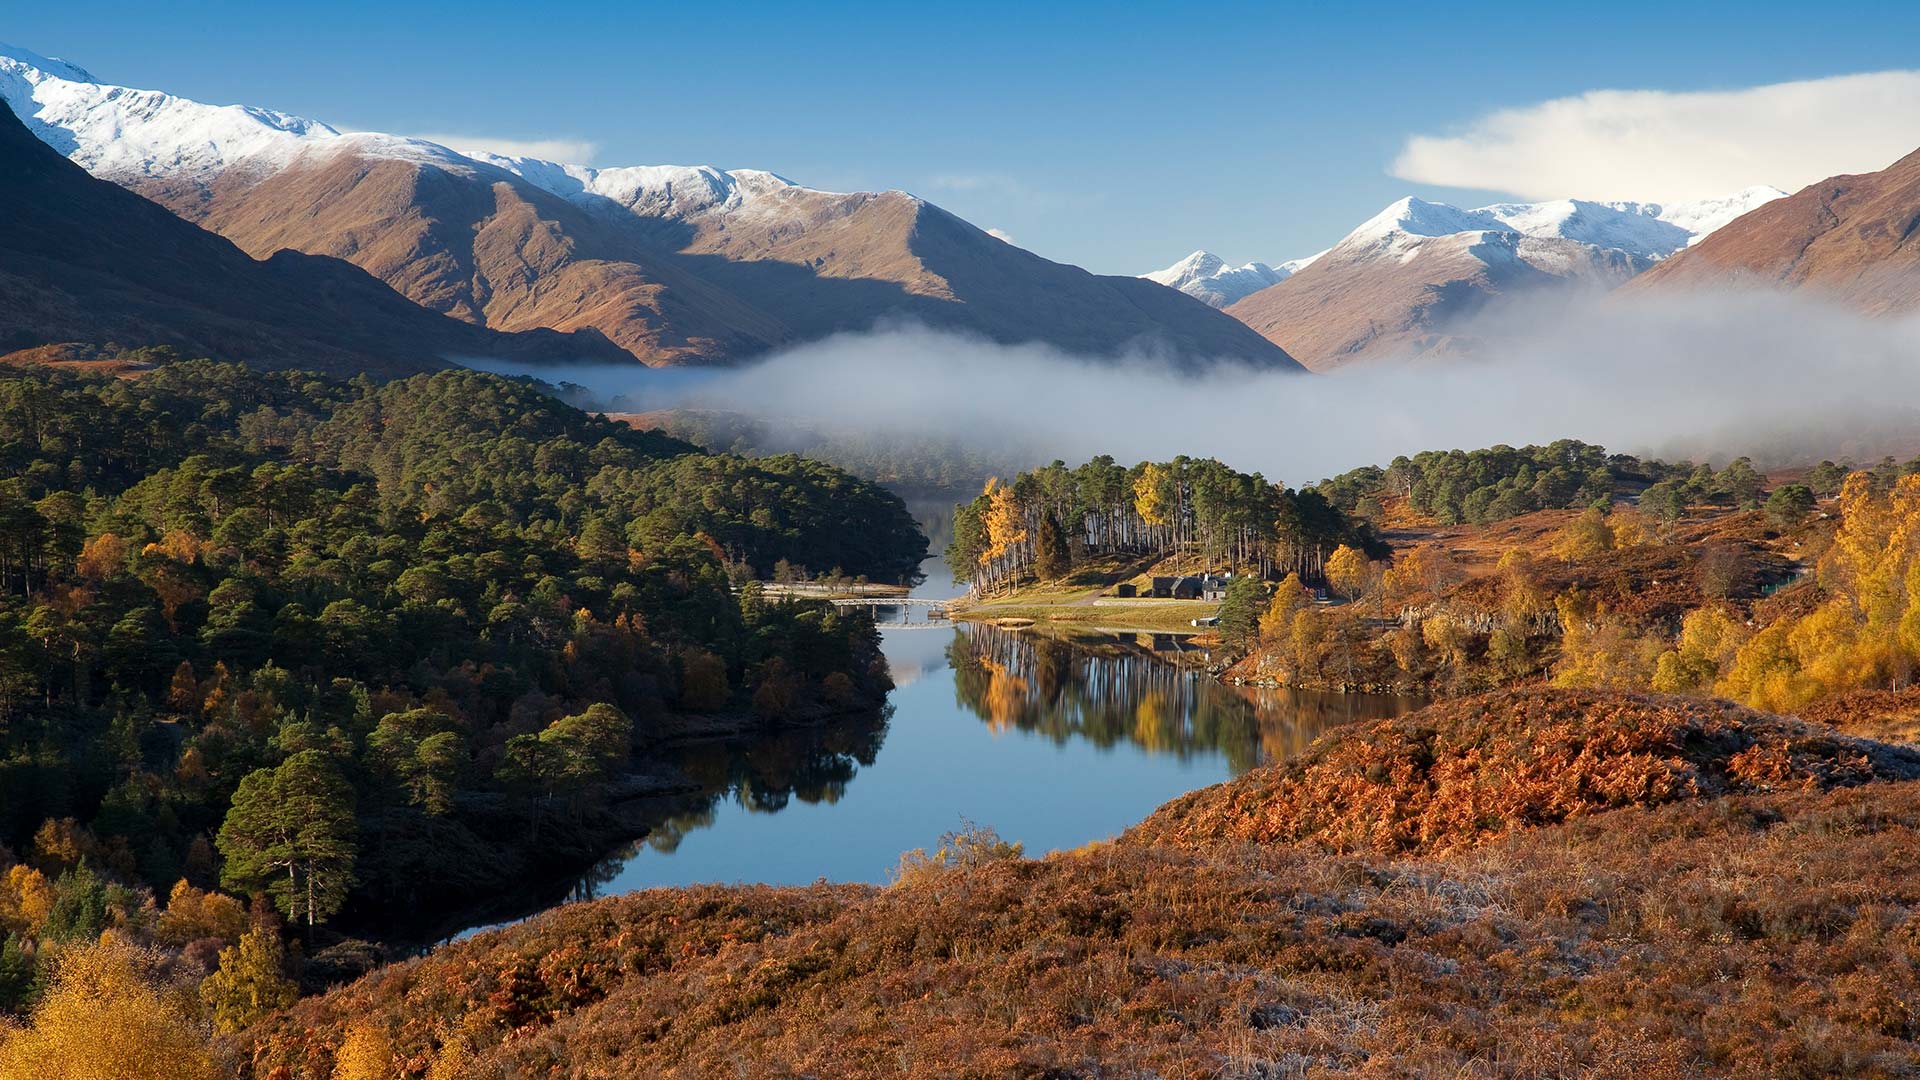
left=1629, top=147, right=1920, bottom=313
left=229, top=688, right=1920, bottom=1078
left=0, top=97, right=618, bottom=376
left=1, top=45, right=1302, bottom=371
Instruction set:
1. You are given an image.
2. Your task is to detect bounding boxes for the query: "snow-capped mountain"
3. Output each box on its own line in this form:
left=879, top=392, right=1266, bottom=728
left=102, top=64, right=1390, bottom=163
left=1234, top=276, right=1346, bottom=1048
left=0, top=42, right=342, bottom=182
left=0, top=80, right=621, bottom=376
left=1141, top=188, right=1782, bottom=314
left=1142, top=249, right=1326, bottom=308
left=1218, top=187, right=1787, bottom=371
left=0, top=43, right=1300, bottom=370
left=0, top=43, right=815, bottom=226
left=1646, top=186, right=1792, bottom=240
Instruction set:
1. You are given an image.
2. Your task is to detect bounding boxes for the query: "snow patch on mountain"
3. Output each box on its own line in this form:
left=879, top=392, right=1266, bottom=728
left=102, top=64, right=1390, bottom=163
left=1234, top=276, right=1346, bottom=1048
left=1143, top=248, right=1327, bottom=307
left=0, top=43, right=337, bottom=181
left=459, top=155, right=815, bottom=220
left=1324, top=187, right=1788, bottom=266
left=1654, top=186, right=1789, bottom=241
left=0, top=42, right=843, bottom=224
left=1146, top=181, right=1783, bottom=307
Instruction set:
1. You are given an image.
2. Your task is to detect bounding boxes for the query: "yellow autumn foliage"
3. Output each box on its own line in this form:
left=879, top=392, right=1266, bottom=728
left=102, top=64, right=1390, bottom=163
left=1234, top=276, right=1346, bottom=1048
left=1325, top=544, right=1372, bottom=601
left=1132, top=464, right=1169, bottom=527
left=1650, top=606, right=1750, bottom=694
left=332, top=1022, right=397, bottom=1080
left=1257, top=573, right=1312, bottom=642
left=0, top=935, right=215, bottom=1080
left=1552, top=592, right=1659, bottom=690
left=1717, top=473, right=1920, bottom=709
left=0, top=866, right=51, bottom=937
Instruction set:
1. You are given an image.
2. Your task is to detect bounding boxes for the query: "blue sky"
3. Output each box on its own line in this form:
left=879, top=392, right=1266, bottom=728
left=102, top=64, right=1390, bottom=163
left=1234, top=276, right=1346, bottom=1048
left=10, top=0, right=1920, bottom=274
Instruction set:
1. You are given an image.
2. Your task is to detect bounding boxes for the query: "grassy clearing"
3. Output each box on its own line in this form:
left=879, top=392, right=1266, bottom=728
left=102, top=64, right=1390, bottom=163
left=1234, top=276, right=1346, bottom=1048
left=951, top=597, right=1219, bottom=632
left=948, top=552, right=1222, bottom=632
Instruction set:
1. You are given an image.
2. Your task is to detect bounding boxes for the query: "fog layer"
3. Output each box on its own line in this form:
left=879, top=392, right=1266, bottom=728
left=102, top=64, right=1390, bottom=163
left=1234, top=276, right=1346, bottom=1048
left=477, top=290, right=1920, bottom=486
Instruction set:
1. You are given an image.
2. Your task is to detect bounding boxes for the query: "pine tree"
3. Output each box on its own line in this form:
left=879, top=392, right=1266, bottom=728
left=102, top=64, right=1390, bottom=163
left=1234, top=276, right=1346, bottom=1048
left=217, top=751, right=357, bottom=931
left=1216, top=576, right=1266, bottom=653
left=1034, top=512, right=1069, bottom=582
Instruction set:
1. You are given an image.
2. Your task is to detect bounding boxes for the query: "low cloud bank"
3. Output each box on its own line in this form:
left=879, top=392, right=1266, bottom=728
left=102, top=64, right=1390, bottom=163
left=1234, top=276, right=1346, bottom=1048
left=489, top=291, right=1920, bottom=487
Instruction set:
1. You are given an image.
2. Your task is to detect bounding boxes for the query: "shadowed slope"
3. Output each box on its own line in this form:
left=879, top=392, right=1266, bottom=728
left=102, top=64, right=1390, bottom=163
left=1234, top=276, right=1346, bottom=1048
left=0, top=99, right=622, bottom=375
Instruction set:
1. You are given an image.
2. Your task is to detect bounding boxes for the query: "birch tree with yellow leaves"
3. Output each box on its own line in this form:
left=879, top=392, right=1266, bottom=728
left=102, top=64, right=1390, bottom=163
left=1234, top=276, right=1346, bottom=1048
left=1718, top=473, right=1920, bottom=710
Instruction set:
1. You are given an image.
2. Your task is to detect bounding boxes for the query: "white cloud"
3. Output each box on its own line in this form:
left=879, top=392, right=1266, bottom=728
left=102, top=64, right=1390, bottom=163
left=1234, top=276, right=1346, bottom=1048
left=986, top=227, right=1017, bottom=244
left=1392, top=71, right=1920, bottom=202
left=408, top=133, right=599, bottom=165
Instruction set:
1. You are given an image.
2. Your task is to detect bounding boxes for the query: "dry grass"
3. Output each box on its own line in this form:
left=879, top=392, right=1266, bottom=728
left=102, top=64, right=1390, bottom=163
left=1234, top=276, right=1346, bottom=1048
left=1799, top=688, right=1920, bottom=746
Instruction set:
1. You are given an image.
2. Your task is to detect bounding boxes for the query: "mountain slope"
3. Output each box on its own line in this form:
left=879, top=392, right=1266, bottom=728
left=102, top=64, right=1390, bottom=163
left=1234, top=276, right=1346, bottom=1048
left=1223, top=208, right=1653, bottom=371
left=1, top=45, right=1302, bottom=371
left=1628, top=150, right=1920, bottom=314
left=1221, top=190, right=1784, bottom=371
left=0, top=95, right=616, bottom=375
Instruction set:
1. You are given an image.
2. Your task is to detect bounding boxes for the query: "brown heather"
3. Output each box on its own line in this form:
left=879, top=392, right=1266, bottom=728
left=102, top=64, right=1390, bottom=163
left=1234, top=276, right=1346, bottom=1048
left=232, top=688, right=1920, bottom=1078
left=1131, top=688, right=1920, bottom=854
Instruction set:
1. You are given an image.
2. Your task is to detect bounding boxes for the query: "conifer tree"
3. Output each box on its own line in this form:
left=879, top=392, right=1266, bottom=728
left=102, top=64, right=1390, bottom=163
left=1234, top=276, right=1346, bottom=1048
left=217, top=751, right=357, bottom=931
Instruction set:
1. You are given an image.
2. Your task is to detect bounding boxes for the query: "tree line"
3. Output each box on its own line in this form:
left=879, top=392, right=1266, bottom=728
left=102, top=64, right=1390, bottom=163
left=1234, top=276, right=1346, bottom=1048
left=945, top=456, right=1383, bottom=594
left=1310, top=439, right=1798, bottom=526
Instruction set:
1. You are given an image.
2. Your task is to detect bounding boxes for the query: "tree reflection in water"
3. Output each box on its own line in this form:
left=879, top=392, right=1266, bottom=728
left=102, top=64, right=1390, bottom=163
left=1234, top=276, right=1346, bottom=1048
left=949, top=625, right=1421, bottom=774
left=574, top=706, right=891, bottom=900
left=572, top=626, right=1420, bottom=902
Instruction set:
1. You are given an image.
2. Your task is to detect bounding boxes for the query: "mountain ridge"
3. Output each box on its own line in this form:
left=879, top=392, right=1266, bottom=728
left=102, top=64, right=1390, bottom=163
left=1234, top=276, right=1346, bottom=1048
left=0, top=93, right=622, bottom=375
left=1, top=44, right=1302, bottom=371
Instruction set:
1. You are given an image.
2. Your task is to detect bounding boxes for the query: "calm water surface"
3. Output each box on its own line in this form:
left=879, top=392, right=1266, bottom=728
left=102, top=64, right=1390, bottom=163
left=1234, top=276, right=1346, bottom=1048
left=574, top=565, right=1421, bottom=897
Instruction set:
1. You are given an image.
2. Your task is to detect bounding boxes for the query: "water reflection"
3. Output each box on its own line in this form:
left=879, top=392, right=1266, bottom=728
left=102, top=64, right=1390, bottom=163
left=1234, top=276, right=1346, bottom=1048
left=948, top=625, right=1421, bottom=774
left=557, top=622, right=1423, bottom=908
left=568, top=706, right=891, bottom=903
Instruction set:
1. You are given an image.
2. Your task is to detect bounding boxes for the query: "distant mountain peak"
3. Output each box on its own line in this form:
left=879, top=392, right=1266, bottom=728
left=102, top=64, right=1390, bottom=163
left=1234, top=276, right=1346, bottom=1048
left=1350, top=196, right=1508, bottom=243
left=1650, top=186, right=1790, bottom=242
left=1142, top=248, right=1326, bottom=308
left=0, top=45, right=826, bottom=213
left=1215, top=185, right=1788, bottom=371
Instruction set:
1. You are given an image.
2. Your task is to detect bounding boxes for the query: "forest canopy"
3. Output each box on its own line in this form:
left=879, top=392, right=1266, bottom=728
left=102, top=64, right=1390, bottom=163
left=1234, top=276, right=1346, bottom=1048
left=0, top=361, right=923, bottom=969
